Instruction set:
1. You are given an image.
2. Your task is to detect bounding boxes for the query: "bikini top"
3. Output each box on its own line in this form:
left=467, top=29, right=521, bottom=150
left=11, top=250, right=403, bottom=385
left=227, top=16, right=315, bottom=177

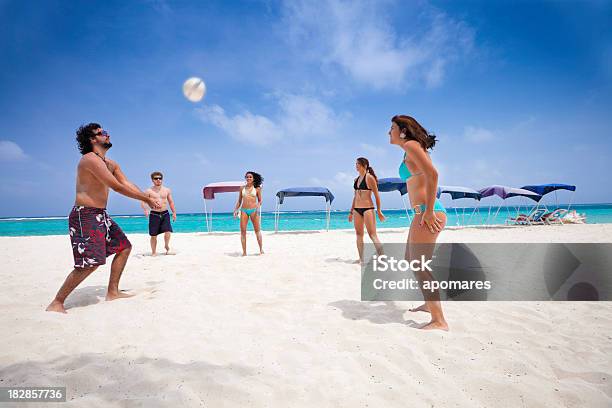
left=353, top=173, right=370, bottom=191
left=399, top=153, right=423, bottom=181
left=242, top=186, right=257, bottom=198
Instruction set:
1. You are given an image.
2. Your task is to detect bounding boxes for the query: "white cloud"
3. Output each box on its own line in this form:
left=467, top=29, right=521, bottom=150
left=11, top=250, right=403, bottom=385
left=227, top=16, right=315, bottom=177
left=0, top=140, right=28, bottom=161
left=281, top=0, right=474, bottom=90
left=359, top=143, right=386, bottom=156
left=194, top=153, right=210, bottom=166
left=463, top=126, right=495, bottom=143
left=333, top=171, right=353, bottom=185
left=277, top=93, right=341, bottom=137
left=198, top=104, right=283, bottom=146
left=307, top=171, right=355, bottom=189
left=197, top=93, right=345, bottom=145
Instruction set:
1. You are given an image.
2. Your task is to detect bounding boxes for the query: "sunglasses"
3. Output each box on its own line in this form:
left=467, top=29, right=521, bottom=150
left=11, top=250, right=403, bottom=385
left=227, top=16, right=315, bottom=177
left=153, top=177, right=163, bottom=180
left=94, top=130, right=109, bottom=137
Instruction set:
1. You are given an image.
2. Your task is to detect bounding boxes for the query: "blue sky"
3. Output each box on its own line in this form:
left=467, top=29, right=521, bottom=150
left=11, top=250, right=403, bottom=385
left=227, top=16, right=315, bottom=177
left=1, top=0, right=611, bottom=217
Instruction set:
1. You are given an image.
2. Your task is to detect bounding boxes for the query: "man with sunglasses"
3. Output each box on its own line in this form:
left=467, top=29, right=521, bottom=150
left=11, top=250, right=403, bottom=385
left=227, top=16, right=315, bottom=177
left=141, top=171, right=176, bottom=255
left=46, top=123, right=162, bottom=314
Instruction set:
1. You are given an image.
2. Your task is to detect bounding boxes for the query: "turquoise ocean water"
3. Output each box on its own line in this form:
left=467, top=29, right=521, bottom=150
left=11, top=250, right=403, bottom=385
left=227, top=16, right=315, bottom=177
left=1, top=204, right=611, bottom=237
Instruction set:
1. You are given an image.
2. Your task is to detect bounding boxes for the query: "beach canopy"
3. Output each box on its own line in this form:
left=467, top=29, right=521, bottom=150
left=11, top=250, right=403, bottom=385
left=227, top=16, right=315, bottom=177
left=274, top=187, right=334, bottom=231
left=437, top=185, right=483, bottom=201
left=275, top=187, right=335, bottom=205
left=377, top=177, right=412, bottom=223
left=478, top=185, right=542, bottom=202
left=203, top=181, right=245, bottom=200
left=520, top=183, right=576, bottom=196
left=436, top=185, right=483, bottom=226
left=377, top=178, right=408, bottom=196
left=202, top=181, right=246, bottom=232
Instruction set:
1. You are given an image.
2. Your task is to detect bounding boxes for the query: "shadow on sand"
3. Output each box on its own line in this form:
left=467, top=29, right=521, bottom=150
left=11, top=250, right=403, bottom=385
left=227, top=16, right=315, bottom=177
left=63, top=285, right=108, bottom=310
left=324, top=257, right=360, bottom=265
left=329, top=300, right=423, bottom=328
left=0, top=353, right=257, bottom=406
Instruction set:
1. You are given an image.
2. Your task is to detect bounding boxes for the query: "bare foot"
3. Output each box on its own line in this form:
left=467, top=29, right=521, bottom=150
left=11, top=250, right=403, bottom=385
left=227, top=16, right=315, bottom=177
left=106, top=291, right=135, bottom=301
left=420, top=320, right=449, bottom=331
left=409, top=303, right=430, bottom=313
left=165, top=247, right=170, bottom=254
left=45, top=300, right=67, bottom=314
left=151, top=252, right=157, bottom=257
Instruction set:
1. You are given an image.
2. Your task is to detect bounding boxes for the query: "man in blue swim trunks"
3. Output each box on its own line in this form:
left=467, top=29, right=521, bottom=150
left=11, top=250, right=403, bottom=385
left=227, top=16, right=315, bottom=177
left=141, top=171, right=177, bottom=255
left=46, top=123, right=161, bottom=314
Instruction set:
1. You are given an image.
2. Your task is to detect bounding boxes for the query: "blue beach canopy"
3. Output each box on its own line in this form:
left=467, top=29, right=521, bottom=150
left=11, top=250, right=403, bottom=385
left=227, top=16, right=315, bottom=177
left=377, top=178, right=407, bottom=195
left=437, top=185, right=483, bottom=200
left=520, top=183, right=576, bottom=196
left=275, top=187, right=335, bottom=205
left=274, top=187, right=335, bottom=231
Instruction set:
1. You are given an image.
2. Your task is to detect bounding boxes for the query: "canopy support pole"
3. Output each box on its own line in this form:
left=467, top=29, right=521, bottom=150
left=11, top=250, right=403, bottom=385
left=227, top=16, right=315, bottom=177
left=484, top=205, right=492, bottom=225
left=567, top=191, right=575, bottom=212
left=468, top=202, right=479, bottom=225
left=401, top=195, right=412, bottom=225
left=492, top=202, right=504, bottom=225
left=274, top=198, right=280, bottom=233
left=204, top=199, right=210, bottom=233
left=209, top=201, right=213, bottom=232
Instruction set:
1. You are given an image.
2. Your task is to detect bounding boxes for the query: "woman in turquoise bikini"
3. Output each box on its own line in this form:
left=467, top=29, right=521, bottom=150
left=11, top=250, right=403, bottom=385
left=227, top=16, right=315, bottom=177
left=390, top=115, right=448, bottom=331
left=233, top=171, right=264, bottom=256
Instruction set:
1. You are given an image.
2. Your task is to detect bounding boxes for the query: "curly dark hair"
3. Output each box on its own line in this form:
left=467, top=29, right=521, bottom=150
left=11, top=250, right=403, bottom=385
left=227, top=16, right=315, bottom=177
left=245, top=171, right=263, bottom=188
left=75, top=122, right=102, bottom=154
left=391, top=115, right=437, bottom=150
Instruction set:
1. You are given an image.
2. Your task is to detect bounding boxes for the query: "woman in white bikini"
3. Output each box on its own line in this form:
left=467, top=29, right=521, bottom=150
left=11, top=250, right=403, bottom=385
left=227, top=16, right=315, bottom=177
left=233, top=171, right=264, bottom=256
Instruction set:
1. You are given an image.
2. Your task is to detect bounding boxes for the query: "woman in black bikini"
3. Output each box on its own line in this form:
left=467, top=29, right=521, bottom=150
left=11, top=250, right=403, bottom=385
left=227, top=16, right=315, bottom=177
left=349, top=157, right=385, bottom=263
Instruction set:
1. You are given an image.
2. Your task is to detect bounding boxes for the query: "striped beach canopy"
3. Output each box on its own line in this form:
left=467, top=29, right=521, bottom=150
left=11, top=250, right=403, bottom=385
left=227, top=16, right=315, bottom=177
left=478, top=185, right=542, bottom=202
left=275, top=187, right=335, bottom=205
left=437, top=185, right=483, bottom=200
left=202, top=181, right=244, bottom=200
left=520, top=183, right=576, bottom=196
left=377, top=178, right=408, bottom=195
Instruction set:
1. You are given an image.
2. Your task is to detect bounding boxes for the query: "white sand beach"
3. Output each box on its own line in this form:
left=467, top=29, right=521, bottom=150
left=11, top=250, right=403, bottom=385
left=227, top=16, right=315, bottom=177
left=1, top=224, right=611, bottom=407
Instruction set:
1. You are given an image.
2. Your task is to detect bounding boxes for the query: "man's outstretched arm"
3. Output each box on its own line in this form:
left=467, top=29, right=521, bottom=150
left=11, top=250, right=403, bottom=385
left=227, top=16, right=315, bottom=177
left=86, top=157, right=160, bottom=208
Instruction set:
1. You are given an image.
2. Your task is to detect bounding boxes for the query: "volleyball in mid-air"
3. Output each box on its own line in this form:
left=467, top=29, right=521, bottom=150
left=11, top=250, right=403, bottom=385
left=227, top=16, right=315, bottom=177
left=182, top=77, right=206, bottom=102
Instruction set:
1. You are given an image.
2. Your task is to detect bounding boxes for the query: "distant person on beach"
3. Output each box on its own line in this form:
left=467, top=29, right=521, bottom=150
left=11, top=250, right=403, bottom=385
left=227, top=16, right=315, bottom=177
left=141, top=171, right=176, bottom=256
left=233, top=171, right=264, bottom=256
left=349, top=157, right=385, bottom=263
left=46, top=123, right=161, bottom=314
left=389, top=115, right=449, bottom=331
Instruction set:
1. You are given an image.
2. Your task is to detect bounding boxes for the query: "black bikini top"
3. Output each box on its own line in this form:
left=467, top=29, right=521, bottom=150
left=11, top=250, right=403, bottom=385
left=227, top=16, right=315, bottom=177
left=354, top=172, right=370, bottom=191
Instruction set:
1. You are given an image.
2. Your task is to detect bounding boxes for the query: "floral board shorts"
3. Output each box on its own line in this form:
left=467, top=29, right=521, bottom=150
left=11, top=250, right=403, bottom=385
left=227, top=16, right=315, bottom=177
left=69, top=206, right=132, bottom=268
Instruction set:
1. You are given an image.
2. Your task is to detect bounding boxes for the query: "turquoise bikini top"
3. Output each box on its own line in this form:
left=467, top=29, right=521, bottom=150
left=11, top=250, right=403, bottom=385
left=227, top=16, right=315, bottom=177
left=399, top=153, right=423, bottom=181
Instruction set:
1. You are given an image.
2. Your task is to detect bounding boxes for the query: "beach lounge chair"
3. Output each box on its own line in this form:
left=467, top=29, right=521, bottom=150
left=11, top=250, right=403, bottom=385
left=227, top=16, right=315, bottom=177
left=542, top=208, right=568, bottom=225
left=506, top=208, right=547, bottom=225
left=562, top=210, right=587, bottom=224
